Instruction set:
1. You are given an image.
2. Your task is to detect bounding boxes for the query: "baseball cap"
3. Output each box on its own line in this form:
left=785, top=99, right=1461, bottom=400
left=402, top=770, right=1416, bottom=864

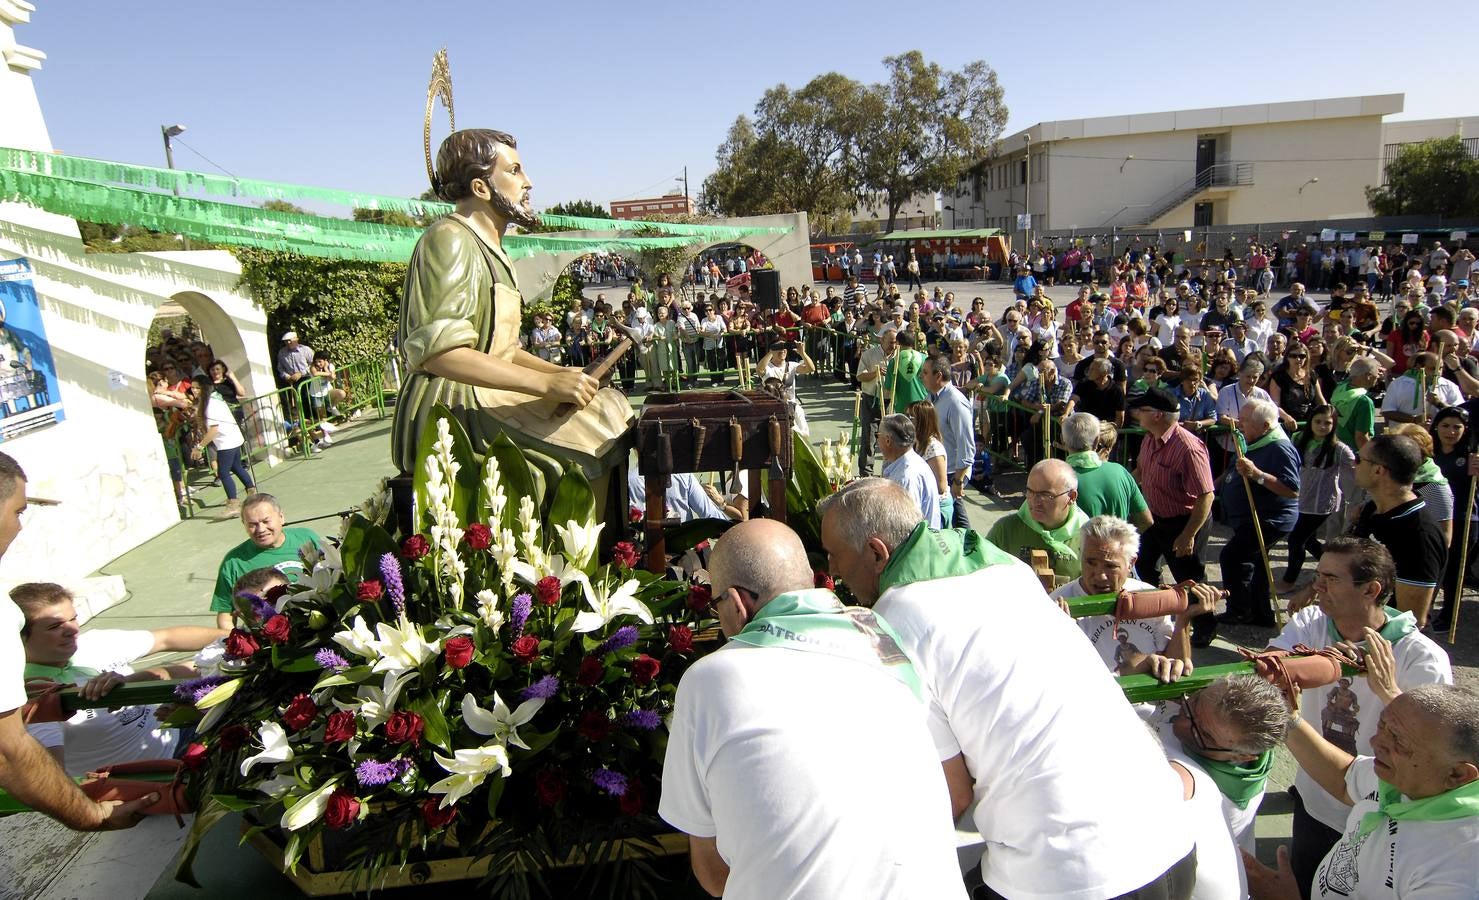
left=282, top=331, right=299, bottom=342
left=1124, top=385, right=1179, bottom=413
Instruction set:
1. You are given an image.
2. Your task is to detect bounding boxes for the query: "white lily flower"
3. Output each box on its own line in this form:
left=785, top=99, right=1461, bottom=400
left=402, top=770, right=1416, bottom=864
left=572, top=577, right=653, bottom=634
left=368, top=615, right=440, bottom=673
left=509, top=551, right=589, bottom=593
left=461, top=692, right=544, bottom=750
left=553, top=520, right=604, bottom=571
left=428, top=744, right=511, bottom=809
left=473, top=589, right=505, bottom=631
left=281, top=778, right=340, bottom=832
left=337, top=669, right=418, bottom=729
left=255, top=773, right=297, bottom=799
left=240, top=721, right=294, bottom=777
left=331, top=615, right=379, bottom=660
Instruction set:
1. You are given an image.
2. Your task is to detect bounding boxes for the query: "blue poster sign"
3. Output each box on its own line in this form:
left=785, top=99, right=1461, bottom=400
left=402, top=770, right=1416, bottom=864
left=0, top=258, right=64, bottom=441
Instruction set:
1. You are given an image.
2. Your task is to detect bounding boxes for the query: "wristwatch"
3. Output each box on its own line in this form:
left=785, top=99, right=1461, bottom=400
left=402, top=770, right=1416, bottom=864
left=1256, top=473, right=1268, bottom=486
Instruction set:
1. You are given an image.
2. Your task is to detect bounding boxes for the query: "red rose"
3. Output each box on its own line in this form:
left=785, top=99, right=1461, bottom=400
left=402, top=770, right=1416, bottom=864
left=420, top=797, right=458, bottom=829
left=261, top=614, right=291, bottom=644
left=223, top=628, right=260, bottom=659
left=813, top=569, right=834, bottom=590
left=611, top=541, right=639, bottom=569
left=686, top=583, right=712, bottom=613
left=618, top=777, right=646, bottom=816
left=534, top=576, right=561, bottom=607
left=384, top=710, right=425, bottom=747
left=264, top=584, right=289, bottom=605
left=218, top=724, right=249, bottom=751
left=323, top=710, right=356, bottom=745
left=401, top=534, right=431, bottom=560
left=577, top=709, right=611, bottom=742
left=444, top=635, right=475, bottom=669
left=628, top=506, right=642, bottom=524
left=511, top=634, right=541, bottom=665
left=324, top=789, right=361, bottom=830
left=356, top=580, right=383, bottom=601
left=534, top=767, right=566, bottom=807
left=576, top=656, right=604, bottom=686
left=695, top=540, right=711, bottom=552
left=631, top=654, right=661, bottom=686
left=667, top=625, right=694, bottom=654
left=180, top=742, right=209, bottom=771
left=464, top=523, right=493, bottom=551
left=282, top=693, right=317, bottom=732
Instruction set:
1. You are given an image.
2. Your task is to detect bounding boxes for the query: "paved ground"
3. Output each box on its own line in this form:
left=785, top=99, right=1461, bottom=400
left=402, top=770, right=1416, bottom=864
left=36, top=273, right=1477, bottom=896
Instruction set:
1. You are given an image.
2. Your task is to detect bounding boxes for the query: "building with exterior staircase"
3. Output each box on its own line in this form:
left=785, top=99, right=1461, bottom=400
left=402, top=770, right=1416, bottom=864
left=946, top=94, right=1405, bottom=243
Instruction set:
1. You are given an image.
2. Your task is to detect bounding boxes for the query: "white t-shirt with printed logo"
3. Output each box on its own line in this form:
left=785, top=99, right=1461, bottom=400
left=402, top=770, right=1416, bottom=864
left=1270, top=608, right=1452, bottom=830
left=25, top=629, right=179, bottom=776
left=1313, top=756, right=1479, bottom=899
left=1052, top=577, right=1173, bottom=673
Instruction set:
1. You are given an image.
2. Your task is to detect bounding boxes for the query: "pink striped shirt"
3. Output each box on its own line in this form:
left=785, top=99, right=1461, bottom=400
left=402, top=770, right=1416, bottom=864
left=1137, top=424, right=1215, bottom=518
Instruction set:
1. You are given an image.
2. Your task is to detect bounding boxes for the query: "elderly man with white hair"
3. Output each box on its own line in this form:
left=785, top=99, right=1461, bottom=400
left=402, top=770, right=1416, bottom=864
left=1214, top=397, right=1300, bottom=632
left=1214, top=357, right=1272, bottom=464
left=985, top=458, right=1087, bottom=582
left=1061, top=412, right=1151, bottom=529
left=878, top=413, right=941, bottom=528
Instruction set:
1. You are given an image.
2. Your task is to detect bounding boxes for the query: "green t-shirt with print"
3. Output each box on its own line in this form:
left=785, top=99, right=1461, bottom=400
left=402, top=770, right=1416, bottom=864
left=210, top=527, right=320, bottom=613
left=976, top=372, right=1010, bottom=412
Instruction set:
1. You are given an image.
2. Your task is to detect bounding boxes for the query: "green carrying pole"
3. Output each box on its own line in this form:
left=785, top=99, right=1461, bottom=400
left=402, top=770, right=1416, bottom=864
left=32, top=680, right=185, bottom=717
left=0, top=770, right=180, bottom=816
left=1118, top=660, right=1362, bottom=704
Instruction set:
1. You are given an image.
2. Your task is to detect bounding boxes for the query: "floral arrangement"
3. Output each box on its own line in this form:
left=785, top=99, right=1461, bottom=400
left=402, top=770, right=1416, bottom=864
left=171, top=408, right=709, bottom=895
left=816, top=435, right=856, bottom=492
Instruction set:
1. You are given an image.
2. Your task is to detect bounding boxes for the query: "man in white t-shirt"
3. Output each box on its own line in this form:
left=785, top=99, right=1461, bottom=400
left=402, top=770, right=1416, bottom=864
left=1051, top=515, right=1222, bottom=680
left=1245, top=684, right=1479, bottom=899
left=878, top=413, right=941, bottom=528
left=1380, top=351, right=1463, bottom=426
left=1267, top=536, right=1452, bottom=893
left=659, top=519, right=965, bottom=900
left=0, top=453, right=156, bottom=829
left=819, top=479, right=1196, bottom=899
left=17, top=582, right=222, bottom=776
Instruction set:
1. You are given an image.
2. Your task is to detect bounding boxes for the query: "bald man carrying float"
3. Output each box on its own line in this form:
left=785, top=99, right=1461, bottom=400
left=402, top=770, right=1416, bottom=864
left=659, top=519, right=965, bottom=900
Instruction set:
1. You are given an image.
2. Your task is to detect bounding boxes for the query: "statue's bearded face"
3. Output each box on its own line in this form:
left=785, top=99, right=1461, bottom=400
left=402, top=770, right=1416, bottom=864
left=477, top=144, right=539, bottom=230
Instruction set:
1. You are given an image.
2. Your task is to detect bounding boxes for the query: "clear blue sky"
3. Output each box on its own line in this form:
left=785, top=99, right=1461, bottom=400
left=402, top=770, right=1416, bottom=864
left=21, top=0, right=1472, bottom=213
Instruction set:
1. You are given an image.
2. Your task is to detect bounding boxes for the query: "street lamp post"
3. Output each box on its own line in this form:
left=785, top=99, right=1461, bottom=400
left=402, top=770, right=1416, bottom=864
left=161, top=124, right=187, bottom=248
left=1023, top=133, right=1032, bottom=252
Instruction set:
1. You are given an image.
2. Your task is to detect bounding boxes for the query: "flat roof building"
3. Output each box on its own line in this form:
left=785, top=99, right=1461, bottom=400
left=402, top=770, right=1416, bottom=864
left=610, top=193, right=694, bottom=220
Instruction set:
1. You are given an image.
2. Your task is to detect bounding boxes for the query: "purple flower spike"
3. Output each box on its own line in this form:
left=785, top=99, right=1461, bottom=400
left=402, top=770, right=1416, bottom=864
left=379, top=553, right=405, bottom=615
left=509, top=593, right=533, bottom=638
left=521, top=675, right=560, bottom=701
left=314, top=648, right=350, bottom=672
left=621, top=709, right=661, bottom=731
left=355, top=757, right=412, bottom=787
left=591, top=768, right=628, bottom=797
left=594, top=625, right=639, bottom=656
left=235, top=591, right=277, bottom=623
left=174, top=675, right=229, bottom=705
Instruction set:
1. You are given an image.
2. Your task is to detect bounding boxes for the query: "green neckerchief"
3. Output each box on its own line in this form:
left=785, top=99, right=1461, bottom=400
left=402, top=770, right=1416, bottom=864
left=1402, top=367, right=1426, bottom=408
left=729, top=588, right=922, bottom=701
left=1066, top=450, right=1104, bottom=470
left=1358, top=776, right=1479, bottom=839
left=1240, top=423, right=1290, bottom=454
left=24, top=660, right=100, bottom=682
left=1014, top=502, right=1090, bottom=561
left=1194, top=750, right=1274, bottom=810
left=1414, top=457, right=1448, bottom=487
left=1325, top=606, right=1417, bottom=646
left=1330, top=382, right=1367, bottom=425
left=877, top=522, right=1016, bottom=596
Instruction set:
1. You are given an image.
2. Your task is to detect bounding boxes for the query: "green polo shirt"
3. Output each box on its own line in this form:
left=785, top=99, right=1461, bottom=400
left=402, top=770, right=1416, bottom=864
left=210, top=527, right=320, bottom=613
left=1071, top=460, right=1149, bottom=522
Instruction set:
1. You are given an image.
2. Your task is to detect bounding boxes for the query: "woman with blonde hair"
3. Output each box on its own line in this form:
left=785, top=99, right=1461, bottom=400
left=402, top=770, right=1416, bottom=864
left=908, top=400, right=952, bottom=527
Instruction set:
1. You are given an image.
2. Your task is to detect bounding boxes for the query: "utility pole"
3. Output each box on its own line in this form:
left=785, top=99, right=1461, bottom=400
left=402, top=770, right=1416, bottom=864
left=161, top=124, right=188, bottom=249
left=682, top=165, right=690, bottom=213
left=1023, top=133, right=1032, bottom=253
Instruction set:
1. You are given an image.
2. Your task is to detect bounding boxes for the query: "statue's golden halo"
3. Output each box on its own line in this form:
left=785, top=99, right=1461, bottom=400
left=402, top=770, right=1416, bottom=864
left=423, top=48, right=455, bottom=196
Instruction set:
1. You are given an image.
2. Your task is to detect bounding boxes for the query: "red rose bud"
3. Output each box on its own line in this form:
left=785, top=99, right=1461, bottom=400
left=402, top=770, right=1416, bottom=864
left=264, top=584, right=289, bottom=605
left=511, top=634, right=541, bottom=665
left=464, top=523, right=493, bottom=551
left=282, top=693, right=317, bottom=732
left=686, top=583, right=713, bottom=613
left=401, top=534, right=431, bottom=560
left=611, top=541, right=639, bottom=569
left=631, top=654, right=661, bottom=686
left=813, top=569, right=835, bottom=590
left=218, top=724, right=249, bottom=751
left=384, top=710, right=425, bottom=747
left=577, top=709, right=611, bottom=742
left=628, top=506, right=642, bottom=523
left=180, top=742, right=209, bottom=771
left=534, top=767, right=566, bottom=807
left=576, top=656, right=604, bottom=686
left=420, top=797, right=458, bottom=829
left=261, top=614, right=291, bottom=644
left=618, top=777, right=646, bottom=816
left=534, top=576, right=561, bottom=607
left=695, top=540, right=711, bottom=552
left=356, top=580, right=383, bottom=601
left=667, top=624, right=694, bottom=654
left=223, top=628, right=261, bottom=659
left=323, top=710, right=356, bottom=745
left=443, top=635, right=475, bottom=669
left=324, top=790, right=361, bottom=830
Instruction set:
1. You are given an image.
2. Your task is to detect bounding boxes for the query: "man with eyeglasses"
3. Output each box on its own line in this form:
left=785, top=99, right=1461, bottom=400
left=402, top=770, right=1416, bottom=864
left=1264, top=536, right=1451, bottom=896
left=660, top=519, right=967, bottom=899
left=1073, top=329, right=1129, bottom=387
left=986, top=459, right=1087, bottom=583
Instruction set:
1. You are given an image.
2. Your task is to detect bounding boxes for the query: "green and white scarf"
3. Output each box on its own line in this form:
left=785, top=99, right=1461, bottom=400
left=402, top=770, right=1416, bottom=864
left=1066, top=450, right=1104, bottom=470
left=1325, top=606, right=1417, bottom=646
left=1330, top=382, right=1368, bottom=426
left=1357, top=777, right=1479, bottom=839
left=1414, top=457, right=1448, bottom=487
left=1014, top=502, right=1090, bottom=562
left=729, top=588, right=923, bottom=700
left=877, top=522, right=1016, bottom=595
left=1242, top=423, right=1290, bottom=454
